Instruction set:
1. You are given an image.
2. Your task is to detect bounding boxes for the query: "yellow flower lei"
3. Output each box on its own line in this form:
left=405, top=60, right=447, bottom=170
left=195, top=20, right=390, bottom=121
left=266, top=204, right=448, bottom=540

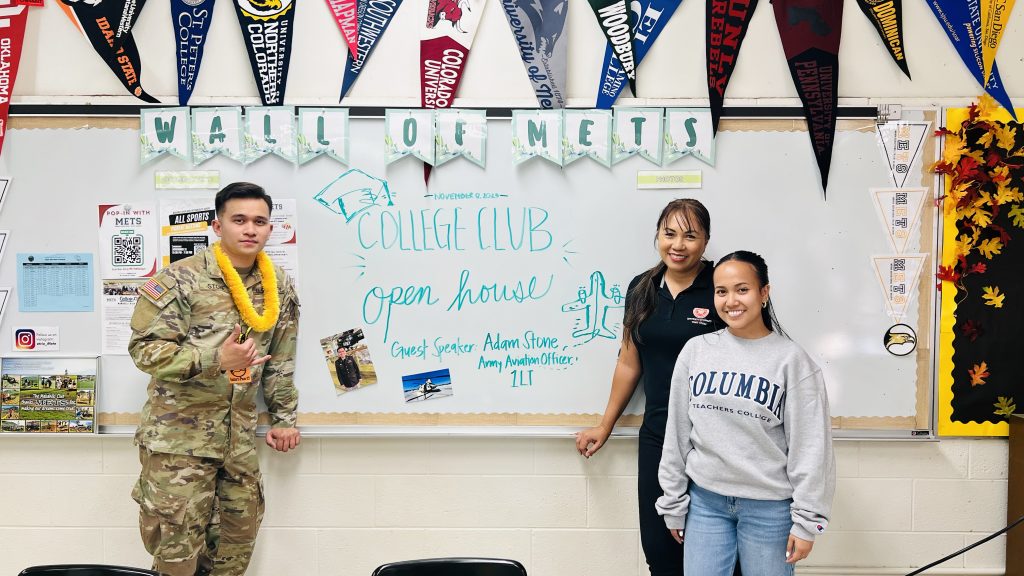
left=212, top=242, right=280, bottom=332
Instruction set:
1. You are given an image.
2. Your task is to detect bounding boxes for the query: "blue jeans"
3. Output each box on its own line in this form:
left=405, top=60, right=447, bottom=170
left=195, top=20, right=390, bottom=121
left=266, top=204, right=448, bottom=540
left=684, top=483, right=794, bottom=576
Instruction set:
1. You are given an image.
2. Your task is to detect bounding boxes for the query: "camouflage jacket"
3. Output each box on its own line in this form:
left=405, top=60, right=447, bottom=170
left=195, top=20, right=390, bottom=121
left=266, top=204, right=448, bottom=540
left=129, top=249, right=300, bottom=459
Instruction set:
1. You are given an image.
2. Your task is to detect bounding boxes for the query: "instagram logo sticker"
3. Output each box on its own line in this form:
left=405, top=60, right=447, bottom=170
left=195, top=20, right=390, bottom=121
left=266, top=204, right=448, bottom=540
left=15, top=329, right=36, bottom=350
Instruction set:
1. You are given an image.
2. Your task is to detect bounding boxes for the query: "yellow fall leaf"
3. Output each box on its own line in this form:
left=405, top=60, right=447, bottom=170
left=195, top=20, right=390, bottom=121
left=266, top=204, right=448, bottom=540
left=995, top=184, right=1024, bottom=205
left=982, top=285, right=1005, bottom=308
left=976, top=237, right=1003, bottom=259
left=970, top=207, right=993, bottom=227
left=977, top=95, right=1000, bottom=119
left=969, top=361, right=989, bottom=386
left=978, top=131, right=995, bottom=148
left=1009, top=204, right=1024, bottom=228
left=995, top=124, right=1018, bottom=151
left=994, top=396, right=1016, bottom=418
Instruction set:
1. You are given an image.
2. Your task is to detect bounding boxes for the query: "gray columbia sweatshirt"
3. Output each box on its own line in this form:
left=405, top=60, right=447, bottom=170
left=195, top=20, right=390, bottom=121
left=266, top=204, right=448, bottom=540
left=655, top=329, right=835, bottom=541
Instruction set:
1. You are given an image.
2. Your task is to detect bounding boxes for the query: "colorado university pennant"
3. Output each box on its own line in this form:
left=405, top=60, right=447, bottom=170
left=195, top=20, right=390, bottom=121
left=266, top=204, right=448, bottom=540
left=855, top=0, right=910, bottom=78
left=595, top=0, right=681, bottom=108
left=325, top=0, right=359, bottom=59
left=0, top=0, right=29, bottom=157
left=772, top=0, right=843, bottom=193
left=58, top=0, right=158, bottom=102
left=421, top=0, right=486, bottom=110
left=707, top=0, right=758, bottom=134
left=588, top=0, right=635, bottom=97
left=340, top=0, right=403, bottom=99
left=498, top=0, right=569, bottom=108
left=172, top=0, right=216, bottom=105
left=233, top=0, right=297, bottom=105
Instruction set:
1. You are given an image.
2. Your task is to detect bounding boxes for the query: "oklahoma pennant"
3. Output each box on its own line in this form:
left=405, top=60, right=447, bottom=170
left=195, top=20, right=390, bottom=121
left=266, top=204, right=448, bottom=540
left=0, top=0, right=28, bottom=158
left=233, top=0, right=297, bottom=105
left=855, top=0, right=910, bottom=79
left=707, top=0, right=759, bottom=134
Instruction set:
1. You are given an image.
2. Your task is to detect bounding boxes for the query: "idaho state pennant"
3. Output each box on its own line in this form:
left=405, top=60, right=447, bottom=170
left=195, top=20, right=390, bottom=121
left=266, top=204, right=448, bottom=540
left=498, top=0, right=569, bottom=108
left=595, top=0, right=681, bottom=108
left=771, top=0, right=842, bottom=193
left=325, top=0, right=359, bottom=59
left=0, top=0, right=29, bottom=158
left=924, top=0, right=1015, bottom=118
left=588, top=0, right=635, bottom=97
left=707, top=0, right=758, bottom=134
left=855, top=0, right=910, bottom=78
left=172, top=0, right=216, bottom=105
left=58, top=0, right=158, bottom=102
left=340, top=0, right=403, bottom=99
left=233, top=0, right=297, bottom=105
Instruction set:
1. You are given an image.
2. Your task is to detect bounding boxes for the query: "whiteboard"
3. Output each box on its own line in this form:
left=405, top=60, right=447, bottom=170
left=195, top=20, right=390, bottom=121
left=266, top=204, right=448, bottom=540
left=0, top=109, right=937, bottom=432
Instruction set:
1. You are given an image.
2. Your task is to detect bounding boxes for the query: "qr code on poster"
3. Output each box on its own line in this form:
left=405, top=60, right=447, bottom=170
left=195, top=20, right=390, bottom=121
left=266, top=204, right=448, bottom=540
left=113, top=235, right=144, bottom=266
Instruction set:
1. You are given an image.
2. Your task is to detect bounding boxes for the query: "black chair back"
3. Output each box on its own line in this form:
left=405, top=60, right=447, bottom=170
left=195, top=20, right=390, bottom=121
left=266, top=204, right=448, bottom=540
left=19, top=565, right=161, bottom=576
left=371, top=557, right=527, bottom=576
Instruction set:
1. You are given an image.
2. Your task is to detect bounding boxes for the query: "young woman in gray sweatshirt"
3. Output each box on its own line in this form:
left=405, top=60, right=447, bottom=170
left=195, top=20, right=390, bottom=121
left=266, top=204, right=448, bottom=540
left=656, top=250, right=835, bottom=576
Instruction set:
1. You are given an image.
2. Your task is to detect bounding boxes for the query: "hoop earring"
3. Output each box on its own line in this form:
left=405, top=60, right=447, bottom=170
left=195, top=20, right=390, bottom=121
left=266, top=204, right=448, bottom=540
left=762, top=300, right=768, bottom=309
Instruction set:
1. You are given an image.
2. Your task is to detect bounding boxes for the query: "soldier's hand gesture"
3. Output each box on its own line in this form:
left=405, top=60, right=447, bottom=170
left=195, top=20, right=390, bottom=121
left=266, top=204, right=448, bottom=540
left=220, top=324, right=272, bottom=371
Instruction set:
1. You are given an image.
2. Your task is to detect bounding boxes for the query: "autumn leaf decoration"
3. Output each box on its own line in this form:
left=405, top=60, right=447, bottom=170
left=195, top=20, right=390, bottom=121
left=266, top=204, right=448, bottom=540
left=982, top=286, right=1006, bottom=308
left=995, top=396, right=1017, bottom=418
left=968, top=361, right=989, bottom=386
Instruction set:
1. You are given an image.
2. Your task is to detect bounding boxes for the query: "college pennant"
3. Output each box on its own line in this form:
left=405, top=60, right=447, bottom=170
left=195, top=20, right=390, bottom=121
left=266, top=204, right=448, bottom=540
left=325, top=0, right=359, bottom=59
left=981, top=0, right=1015, bottom=85
left=498, top=0, right=569, bottom=108
left=244, top=107, right=297, bottom=164
left=707, top=0, right=758, bottom=133
left=233, top=0, right=297, bottom=105
left=924, top=0, right=1015, bottom=117
left=435, top=109, right=486, bottom=168
left=420, top=0, right=486, bottom=110
left=172, top=0, right=215, bottom=105
left=594, top=0, right=681, bottom=108
left=192, top=107, right=244, bottom=165
left=512, top=110, right=563, bottom=165
left=384, top=109, right=436, bottom=165
left=297, top=108, right=350, bottom=165
left=563, top=109, right=612, bottom=167
left=339, top=0, right=403, bottom=99
left=772, top=0, right=843, bottom=193
left=870, top=187, right=928, bottom=254
left=855, top=0, right=910, bottom=78
left=0, top=0, right=29, bottom=158
left=875, top=120, right=929, bottom=188
left=664, top=108, right=715, bottom=166
left=871, top=253, right=926, bottom=321
left=140, top=108, right=191, bottom=164
left=588, top=0, right=636, bottom=97
left=57, top=0, right=158, bottom=102
left=612, top=108, right=663, bottom=165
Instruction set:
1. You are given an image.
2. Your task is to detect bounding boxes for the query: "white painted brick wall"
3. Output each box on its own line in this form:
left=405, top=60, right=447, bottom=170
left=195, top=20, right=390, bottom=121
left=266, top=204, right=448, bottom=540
left=0, top=436, right=1010, bottom=576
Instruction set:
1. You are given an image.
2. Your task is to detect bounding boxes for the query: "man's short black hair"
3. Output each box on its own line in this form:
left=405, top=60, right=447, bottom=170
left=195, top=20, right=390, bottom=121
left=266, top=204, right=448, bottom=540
left=215, top=182, right=273, bottom=217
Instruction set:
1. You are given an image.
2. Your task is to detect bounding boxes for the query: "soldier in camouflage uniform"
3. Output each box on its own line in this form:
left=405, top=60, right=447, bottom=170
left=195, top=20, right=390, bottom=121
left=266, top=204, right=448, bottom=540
left=129, top=183, right=301, bottom=576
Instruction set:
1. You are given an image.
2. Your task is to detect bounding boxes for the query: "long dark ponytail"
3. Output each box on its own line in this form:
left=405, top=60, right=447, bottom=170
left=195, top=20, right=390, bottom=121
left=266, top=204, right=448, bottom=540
left=715, top=250, right=788, bottom=337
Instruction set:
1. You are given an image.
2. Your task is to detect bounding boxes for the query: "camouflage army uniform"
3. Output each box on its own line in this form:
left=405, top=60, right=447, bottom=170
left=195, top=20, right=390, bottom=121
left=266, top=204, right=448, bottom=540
left=129, top=248, right=299, bottom=576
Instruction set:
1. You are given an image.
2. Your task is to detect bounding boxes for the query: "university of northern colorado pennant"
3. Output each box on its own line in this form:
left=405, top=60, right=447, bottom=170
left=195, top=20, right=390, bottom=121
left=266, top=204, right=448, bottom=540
left=57, top=0, right=158, bottom=102
left=498, top=0, right=569, bottom=108
left=588, top=0, right=635, bottom=97
left=325, top=0, right=359, bottom=59
left=172, top=0, right=216, bottom=105
left=340, top=0, right=403, bottom=99
left=0, top=0, right=29, bottom=158
left=233, top=0, right=297, bottom=105
left=707, top=0, right=759, bottom=134
left=924, top=0, right=1016, bottom=118
left=594, top=0, right=681, bottom=108
left=771, top=0, right=842, bottom=193
left=855, top=0, right=910, bottom=79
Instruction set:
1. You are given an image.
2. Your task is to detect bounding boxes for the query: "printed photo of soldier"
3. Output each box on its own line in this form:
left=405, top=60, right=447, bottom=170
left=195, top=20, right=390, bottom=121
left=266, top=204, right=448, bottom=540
left=318, top=327, right=378, bottom=395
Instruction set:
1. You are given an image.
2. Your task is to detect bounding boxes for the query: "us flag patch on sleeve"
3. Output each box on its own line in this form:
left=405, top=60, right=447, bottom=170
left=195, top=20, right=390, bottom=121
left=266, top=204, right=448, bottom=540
left=140, top=278, right=168, bottom=300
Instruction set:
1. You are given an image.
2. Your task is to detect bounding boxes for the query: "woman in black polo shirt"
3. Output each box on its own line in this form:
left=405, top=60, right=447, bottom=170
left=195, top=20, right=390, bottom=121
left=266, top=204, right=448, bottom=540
left=576, top=198, right=721, bottom=576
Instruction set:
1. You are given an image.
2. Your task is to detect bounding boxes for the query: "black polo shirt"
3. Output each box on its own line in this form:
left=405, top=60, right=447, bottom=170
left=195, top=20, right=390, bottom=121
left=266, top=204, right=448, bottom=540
left=627, top=263, right=719, bottom=438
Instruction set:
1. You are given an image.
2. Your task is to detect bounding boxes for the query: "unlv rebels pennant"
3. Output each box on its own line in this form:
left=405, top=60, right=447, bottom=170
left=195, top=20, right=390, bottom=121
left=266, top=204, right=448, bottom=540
left=340, top=0, right=403, bottom=99
left=172, top=0, right=215, bottom=105
left=594, top=0, right=681, bottom=109
left=772, top=0, right=842, bottom=193
left=233, top=0, right=297, bottom=105
left=588, top=0, right=635, bottom=96
left=855, top=0, right=910, bottom=78
left=707, top=0, right=758, bottom=134
left=499, top=0, right=569, bottom=108
left=325, top=0, right=359, bottom=59
left=0, top=0, right=29, bottom=157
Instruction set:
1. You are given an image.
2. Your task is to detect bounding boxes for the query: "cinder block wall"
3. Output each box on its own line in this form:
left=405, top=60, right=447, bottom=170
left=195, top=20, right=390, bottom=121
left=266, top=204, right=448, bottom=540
left=0, top=436, right=1008, bottom=576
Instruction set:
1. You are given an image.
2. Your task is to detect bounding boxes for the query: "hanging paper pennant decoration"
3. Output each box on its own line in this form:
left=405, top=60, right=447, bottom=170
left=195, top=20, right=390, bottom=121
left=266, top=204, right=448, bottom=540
left=563, top=109, right=612, bottom=167
left=512, top=110, right=563, bottom=165
left=385, top=109, right=436, bottom=165
left=233, top=0, right=297, bottom=105
left=172, top=0, right=215, bottom=105
left=498, top=0, right=569, bottom=108
left=588, top=0, right=636, bottom=97
left=772, top=0, right=843, bottom=192
left=981, top=0, right=1015, bottom=85
left=875, top=119, right=929, bottom=188
left=435, top=109, right=486, bottom=168
left=326, top=0, right=359, bottom=59
left=340, top=0, right=403, bottom=99
left=707, top=0, right=759, bottom=133
left=595, top=0, right=681, bottom=108
left=0, top=0, right=29, bottom=158
left=57, top=1, right=159, bottom=103
left=924, top=0, right=1015, bottom=118
left=141, top=108, right=192, bottom=164
left=663, top=108, right=715, bottom=166
left=244, top=107, right=297, bottom=164
left=870, top=187, right=927, bottom=254
left=612, top=108, right=663, bottom=165
left=854, top=0, right=910, bottom=78
left=871, top=253, right=926, bottom=321
left=297, top=108, right=350, bottom=165
left=192, top=107, right=244, bottom=164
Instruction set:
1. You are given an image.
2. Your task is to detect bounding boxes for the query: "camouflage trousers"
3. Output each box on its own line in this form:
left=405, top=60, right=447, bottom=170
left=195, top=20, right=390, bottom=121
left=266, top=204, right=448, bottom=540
left=132, top=446, right=264, bottom=576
